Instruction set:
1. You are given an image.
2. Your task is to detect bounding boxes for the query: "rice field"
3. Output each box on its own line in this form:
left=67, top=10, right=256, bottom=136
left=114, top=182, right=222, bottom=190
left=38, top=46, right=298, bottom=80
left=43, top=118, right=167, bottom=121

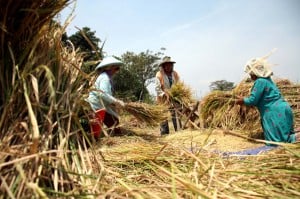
left=0, top=1, right=299, bottom=198
left=89, top=126, right=300, bottom=198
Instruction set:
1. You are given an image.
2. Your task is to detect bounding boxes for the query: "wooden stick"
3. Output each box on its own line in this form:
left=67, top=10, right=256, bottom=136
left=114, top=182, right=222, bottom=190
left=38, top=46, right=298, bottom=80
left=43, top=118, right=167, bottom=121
left=182, top=101, right=199, bottom=129
left=224, top=130, right=294, bottom=146
left=176, top=111, right=201, bottom=130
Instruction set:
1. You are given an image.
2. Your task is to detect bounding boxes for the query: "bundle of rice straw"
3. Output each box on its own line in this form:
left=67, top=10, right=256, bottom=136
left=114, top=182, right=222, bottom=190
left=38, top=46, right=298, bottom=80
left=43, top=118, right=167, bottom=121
left=200, top=78, right=300, bottom=138
left=168, top=81, right=195, bottom=106
left=124, top=102, right=169, bottom=126
left=200, top=89, right=261, bottom=136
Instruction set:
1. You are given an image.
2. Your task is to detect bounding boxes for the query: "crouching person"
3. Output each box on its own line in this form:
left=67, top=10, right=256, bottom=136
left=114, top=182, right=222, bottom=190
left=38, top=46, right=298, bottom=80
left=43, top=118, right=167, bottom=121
left=86, top=56, right=125, bottom=139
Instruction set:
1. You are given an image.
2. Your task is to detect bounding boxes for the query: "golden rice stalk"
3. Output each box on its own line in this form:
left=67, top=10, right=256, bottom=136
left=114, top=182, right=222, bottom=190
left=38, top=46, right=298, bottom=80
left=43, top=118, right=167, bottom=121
left=124, top=102, right=169, bottom=126
left=232, top=78, right=253, bottom=97
left=98, top=131, right=300, bottom=198
left=200, top=90, right=234, bottom=120
left=200, top=78, right=300, bottom=136
left=200, top=87, right=262, bottom=135
left=168, top=81, right=195, bottom=106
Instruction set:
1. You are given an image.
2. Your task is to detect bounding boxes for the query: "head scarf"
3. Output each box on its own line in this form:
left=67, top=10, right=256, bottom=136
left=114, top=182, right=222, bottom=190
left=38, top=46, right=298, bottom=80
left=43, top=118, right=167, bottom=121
left=244, top=49, right=277, bottom=78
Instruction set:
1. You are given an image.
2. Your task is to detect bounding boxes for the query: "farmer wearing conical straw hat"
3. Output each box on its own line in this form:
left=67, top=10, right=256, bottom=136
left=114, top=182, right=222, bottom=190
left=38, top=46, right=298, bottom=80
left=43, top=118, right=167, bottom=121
left=236, top=52, right=299, bottom=144
left=155, top=56, right=181, bottom=135
left=86, top=56, right=125, bottom=139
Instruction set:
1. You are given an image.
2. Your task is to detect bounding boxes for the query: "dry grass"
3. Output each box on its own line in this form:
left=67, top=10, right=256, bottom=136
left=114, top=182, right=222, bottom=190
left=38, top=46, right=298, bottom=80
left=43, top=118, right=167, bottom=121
left=168, top=81, right=195, bottom=107
left=0, top=1, right=99, bottom=198
left=200, top=79, right=300, bottom=138
left=1, top=1, right=299, bottom=198
left=124, top=102, right=169, bottom=126
left=93, top=128, right=300, bottom=198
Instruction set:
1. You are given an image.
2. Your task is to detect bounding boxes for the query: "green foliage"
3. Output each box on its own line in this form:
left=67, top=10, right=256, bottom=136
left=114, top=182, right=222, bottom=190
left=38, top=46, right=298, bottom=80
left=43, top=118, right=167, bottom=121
left=209, top=80, right=235, bottom=91
left=113, top=50, right=163, bottom=102
left=65, top=27, right=104, bottom=73
left=114, top=67, right=145, bottom=101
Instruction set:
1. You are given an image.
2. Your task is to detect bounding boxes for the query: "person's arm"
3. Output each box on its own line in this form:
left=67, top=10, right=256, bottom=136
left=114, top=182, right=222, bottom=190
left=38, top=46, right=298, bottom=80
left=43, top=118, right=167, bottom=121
left=155, top=76, right=165, bottom=97
left=95, top=75, right=124, bottom=107
left=243, top=79, right=266, bottom=106
left=155, top=74, right=170, bottom=102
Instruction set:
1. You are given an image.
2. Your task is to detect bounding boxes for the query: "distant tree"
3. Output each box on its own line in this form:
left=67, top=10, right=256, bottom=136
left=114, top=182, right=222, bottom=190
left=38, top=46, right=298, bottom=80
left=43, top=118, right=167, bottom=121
left=113, top=50, right=164, bottom=101
left=66, top=27, right=104, bottom=73
left=113, top=65, right=144, bottom=101
left=209, top=80, right=235, bottom=91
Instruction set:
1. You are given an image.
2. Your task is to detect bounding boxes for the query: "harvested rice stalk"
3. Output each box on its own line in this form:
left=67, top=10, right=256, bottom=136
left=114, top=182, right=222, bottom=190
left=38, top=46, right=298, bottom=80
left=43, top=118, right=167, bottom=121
left=200, top=78, right=300, bottom=137
left=168, top=81, right=195, bottom=107
left=124, top=102, right=169, bottom=126
left=99, top=130, right=300, bottom=198
left=200, top=90, right=235, bottom=121
left=200, top=87, right=262, bottom=135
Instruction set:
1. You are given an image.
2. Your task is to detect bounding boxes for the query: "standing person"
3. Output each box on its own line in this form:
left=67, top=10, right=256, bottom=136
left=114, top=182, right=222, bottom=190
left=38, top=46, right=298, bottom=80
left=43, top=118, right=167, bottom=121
left=86, top=56, right=125, bottom=139
left=235, top=55, right=298, bottom=144
left=155, top=56, right=181, bottom=135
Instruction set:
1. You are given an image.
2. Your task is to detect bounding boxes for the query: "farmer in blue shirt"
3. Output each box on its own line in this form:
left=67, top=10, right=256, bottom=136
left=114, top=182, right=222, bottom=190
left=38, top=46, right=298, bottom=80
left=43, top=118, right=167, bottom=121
left=236, top=54, right=299, bottom=144
left=86, top=56, right=125, bottom=139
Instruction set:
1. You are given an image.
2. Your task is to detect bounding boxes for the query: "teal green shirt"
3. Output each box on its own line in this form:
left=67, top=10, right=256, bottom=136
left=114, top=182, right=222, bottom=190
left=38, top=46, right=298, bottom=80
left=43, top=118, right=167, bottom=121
left=244, top=78, right=295, bottom=144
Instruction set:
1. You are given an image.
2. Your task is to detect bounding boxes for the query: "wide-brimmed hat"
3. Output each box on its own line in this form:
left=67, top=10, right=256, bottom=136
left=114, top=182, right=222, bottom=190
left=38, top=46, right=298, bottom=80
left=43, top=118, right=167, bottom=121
left=159, top=56, right=176, bottom=67
left=95, top=56, right=123, bottom=71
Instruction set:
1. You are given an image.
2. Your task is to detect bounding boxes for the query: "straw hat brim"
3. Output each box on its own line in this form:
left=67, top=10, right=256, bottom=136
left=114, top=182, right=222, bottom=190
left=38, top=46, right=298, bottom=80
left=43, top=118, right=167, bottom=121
left=95, top=57, right=123, bottom=70
left=159, top=61, right=176, bottom=67
left=95, top=62, right=122, bottom=71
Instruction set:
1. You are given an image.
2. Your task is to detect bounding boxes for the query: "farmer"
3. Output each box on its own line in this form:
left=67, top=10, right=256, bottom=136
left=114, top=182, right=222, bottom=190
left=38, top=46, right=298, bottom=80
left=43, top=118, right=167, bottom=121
left=235, top=55, right=298, bottom=144
left=86, top=56, right=125, bottom=139
left=155, top=56, right=181, bottom=135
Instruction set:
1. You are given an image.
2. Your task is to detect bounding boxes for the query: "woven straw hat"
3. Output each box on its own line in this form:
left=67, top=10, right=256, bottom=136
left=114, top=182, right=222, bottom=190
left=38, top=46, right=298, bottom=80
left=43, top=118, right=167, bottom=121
left=159, top=56, right=176, bottom=67
left=95, top=56, right=123, bottom=71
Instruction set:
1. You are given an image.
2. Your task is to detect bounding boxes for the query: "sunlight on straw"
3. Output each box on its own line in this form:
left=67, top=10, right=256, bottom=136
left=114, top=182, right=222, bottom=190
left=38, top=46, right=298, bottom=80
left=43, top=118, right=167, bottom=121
left=22, top=77, right=40, bottom=154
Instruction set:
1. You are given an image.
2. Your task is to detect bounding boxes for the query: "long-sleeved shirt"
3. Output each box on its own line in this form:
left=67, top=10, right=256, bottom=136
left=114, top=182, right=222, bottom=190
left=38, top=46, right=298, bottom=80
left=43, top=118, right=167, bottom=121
left=86, top=72, right=118, bottom=118
left=243, top=77, right=295, bottom=143
left=155, top=70, right=179, bottom=102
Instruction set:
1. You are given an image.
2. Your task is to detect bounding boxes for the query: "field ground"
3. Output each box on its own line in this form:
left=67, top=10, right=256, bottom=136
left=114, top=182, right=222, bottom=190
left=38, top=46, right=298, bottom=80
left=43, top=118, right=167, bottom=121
left=99, top=127, right=264, bottom=153
left=86, top=119, right=299, bottom=198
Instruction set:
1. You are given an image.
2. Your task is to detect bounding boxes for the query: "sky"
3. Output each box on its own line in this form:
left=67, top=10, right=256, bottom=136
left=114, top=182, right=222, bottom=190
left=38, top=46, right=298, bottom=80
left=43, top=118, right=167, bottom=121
left=59, top=0, right=300, bottom=98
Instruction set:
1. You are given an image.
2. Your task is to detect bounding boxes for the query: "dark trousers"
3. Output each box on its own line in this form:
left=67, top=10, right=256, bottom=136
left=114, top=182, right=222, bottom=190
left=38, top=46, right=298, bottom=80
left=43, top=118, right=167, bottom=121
left=160, top=108, right=182, bottom=135
left=103, top=113, right=121, bottom=135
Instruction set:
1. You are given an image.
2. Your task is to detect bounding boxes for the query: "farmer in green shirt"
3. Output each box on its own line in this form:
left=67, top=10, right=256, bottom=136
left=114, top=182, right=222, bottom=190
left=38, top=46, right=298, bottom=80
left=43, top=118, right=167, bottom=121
left=236, top=54, right=299, bottom=144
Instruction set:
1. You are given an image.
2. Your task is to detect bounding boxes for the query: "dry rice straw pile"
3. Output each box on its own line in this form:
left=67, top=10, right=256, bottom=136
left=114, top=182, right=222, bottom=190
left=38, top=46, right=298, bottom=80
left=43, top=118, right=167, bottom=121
left=97, top=131, right=300, bottom=198
left=124, top=102, right=169, bottom=126
left=168, top=81, right=195, bottom=106
left=200, top=78, right=300, bottom=137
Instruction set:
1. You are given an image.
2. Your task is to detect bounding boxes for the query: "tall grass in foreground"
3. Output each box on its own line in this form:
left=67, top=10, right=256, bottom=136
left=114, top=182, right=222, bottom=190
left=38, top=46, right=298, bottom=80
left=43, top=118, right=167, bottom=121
left=0, top=1, right=102, bottom=198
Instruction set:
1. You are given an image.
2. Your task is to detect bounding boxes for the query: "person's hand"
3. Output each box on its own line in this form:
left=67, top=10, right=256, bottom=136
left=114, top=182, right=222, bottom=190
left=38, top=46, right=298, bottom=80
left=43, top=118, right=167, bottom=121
left=235, top=98, right=244, bottom=105
left=162, top=91, right=170, bottom=102
left=114, top=99, right=125, bottom=108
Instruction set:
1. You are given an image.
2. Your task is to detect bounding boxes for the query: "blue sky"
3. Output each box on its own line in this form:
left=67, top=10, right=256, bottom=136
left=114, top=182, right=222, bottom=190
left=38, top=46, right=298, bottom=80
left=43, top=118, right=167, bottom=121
left=59, top=0, right=300, bottom=98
